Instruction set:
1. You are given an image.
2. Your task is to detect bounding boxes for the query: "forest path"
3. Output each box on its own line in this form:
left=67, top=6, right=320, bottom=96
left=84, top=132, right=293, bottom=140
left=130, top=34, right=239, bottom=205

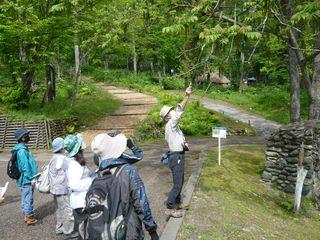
left=193, top=95, right=282, bottom=137
left=82, top=83, right=158, bottom=146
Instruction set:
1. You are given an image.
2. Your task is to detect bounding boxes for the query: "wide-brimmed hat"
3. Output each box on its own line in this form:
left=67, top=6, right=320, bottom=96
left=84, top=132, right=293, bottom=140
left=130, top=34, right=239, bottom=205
left=64, top=134, right=86, bottom=157
left=160, top=105, right=174, bottom=119
left=91, top=133, right=127, bottom=160
left=15, top=128, right=29, bottom=141
left=52, top=137, right=64, bottom=153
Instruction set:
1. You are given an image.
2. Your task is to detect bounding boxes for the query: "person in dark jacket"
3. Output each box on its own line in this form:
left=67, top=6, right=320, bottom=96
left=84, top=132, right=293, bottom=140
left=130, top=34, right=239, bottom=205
left=91, top=133, right=159, bottom=240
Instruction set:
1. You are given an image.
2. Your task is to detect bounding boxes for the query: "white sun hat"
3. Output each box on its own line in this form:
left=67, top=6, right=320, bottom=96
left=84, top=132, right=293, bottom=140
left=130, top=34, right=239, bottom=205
left=160, top=105, right=174, bottom=119
left=91, top=133, right=127, bottom=160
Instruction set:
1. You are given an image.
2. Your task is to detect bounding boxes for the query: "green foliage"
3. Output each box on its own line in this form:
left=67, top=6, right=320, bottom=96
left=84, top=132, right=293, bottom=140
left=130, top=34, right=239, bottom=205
left=0, top=79, right=120, bottom=127
left=0, top=86, right=26, bottom=109
left=0, top=0, right=317, bottom=125
left=87, top=67, right=254, bottom=141
left=137, top=96, right=219, bottom=141
left=162, top=76, right=185, bottom=90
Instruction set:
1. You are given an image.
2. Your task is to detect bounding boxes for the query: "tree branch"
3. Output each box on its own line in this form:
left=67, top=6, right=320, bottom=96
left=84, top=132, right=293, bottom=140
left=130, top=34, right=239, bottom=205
left=247, top=13, right=268, bottom=63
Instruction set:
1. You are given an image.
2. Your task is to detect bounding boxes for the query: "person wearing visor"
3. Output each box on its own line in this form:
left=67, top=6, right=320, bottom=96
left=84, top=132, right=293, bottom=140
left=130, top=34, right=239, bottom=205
left=11, top=128, right=39, bottom=225
left=90, top=133, right=159, bottom=240
left=49, top=137, right=78, bottom=239
left=160, top=86, right=192, bottom=218
left=64, top=134, right=93, bottom=238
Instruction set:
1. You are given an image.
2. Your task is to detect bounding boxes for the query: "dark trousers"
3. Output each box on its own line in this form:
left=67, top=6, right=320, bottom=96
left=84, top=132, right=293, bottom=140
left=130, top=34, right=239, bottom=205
left=167, top=152, right=185, bottom=209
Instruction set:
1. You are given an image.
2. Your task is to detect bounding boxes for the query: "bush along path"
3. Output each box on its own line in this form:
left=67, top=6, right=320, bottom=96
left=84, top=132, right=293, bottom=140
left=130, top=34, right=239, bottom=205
left=82, top=83, right=158, bottom=146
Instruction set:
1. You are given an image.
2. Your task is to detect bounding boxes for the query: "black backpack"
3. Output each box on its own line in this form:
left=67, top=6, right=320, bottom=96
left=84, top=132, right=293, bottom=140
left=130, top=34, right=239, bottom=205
left=84, top=164, right=130, bottom=240
left=7, top=152, right=21, bottom=179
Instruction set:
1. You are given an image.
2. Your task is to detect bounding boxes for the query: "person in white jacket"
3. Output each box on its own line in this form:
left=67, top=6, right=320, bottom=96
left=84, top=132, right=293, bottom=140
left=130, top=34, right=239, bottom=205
left=64, top=134, right=92, bottom=237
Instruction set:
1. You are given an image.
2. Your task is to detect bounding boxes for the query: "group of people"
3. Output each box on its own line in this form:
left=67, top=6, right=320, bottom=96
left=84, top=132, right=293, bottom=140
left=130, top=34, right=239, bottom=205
left=9, top=86, right=193, bottom=239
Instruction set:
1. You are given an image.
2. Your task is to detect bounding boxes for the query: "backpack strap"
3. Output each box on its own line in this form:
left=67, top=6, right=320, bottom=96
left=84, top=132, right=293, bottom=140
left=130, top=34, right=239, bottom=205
left=114, top=164, right=128, bottom=177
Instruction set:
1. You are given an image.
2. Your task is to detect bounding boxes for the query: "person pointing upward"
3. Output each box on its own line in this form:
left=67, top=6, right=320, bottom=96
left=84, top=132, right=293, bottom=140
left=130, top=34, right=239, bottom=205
left=160, top=86, right=192, bottom=218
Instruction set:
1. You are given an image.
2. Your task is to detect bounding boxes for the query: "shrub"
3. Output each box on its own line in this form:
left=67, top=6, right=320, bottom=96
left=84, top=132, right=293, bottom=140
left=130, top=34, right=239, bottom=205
left=0, top=86, right=27, bottom=109
left=162, top=76, right=185, bottom=90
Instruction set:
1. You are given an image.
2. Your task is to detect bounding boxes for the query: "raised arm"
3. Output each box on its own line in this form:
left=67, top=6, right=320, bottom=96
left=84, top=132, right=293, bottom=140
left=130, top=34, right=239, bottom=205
left=179, top=86, right=192, bottom=111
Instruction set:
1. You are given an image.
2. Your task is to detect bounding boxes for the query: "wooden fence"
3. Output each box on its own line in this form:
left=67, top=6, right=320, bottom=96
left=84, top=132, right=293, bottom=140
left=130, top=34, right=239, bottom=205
left=0, top=115, right=76, bottom=149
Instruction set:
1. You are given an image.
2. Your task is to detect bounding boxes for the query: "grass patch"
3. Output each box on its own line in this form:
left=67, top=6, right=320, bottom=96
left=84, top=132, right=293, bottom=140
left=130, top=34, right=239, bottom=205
left=0, top=79, right=120, bottom=127
left=85, top=67, right=255, bottom=141
left=195, top=85, right=308, bottom=124
left=179, top=145, right=320, bottom=240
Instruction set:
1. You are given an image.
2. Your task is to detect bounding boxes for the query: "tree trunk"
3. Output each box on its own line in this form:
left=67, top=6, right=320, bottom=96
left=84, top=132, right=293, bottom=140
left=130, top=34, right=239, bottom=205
left=104, top=54, right=109, bottom=69
left=21, top=69, right=35, bottom=106
left=308, top=26, right=320, bottom=120
left=72, top=42, right=81, bottom=105
left=133, top=40, right=137, bottom=74
left=239, top=49, right=245, bottom=93
left=46, top=65, right=56, bottom=101
left=56, top=47, right=62, bottom=79
left=289, top=46, right=301, bottom=123
left=281, top=0, right=301, bottom=123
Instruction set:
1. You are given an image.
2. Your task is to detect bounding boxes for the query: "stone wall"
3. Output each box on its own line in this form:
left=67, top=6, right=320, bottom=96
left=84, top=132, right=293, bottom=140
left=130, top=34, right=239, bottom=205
left=262, top=121, right=320, bottom=197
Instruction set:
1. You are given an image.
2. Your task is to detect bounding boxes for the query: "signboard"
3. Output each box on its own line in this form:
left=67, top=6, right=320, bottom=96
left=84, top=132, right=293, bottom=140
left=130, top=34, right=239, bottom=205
left=212, top=127, right=227, bottom=139
left=212, top=127, right=227, bottom=166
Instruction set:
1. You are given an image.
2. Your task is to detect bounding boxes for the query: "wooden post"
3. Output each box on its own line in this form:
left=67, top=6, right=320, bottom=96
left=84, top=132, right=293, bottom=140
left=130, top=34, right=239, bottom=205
left=294, top=142, right=307, bottom=213
left=2, top=116, right=8, bottom=148
left=218, top=137, right=221, bottom=165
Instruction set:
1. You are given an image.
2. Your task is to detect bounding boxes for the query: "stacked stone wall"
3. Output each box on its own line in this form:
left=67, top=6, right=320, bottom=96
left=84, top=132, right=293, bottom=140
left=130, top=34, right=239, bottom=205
left=262, top=121, right=320, bottom=197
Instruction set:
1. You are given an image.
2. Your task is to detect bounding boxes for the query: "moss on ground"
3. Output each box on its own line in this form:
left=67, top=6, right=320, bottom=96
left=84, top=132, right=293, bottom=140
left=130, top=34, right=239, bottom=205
left=179, top=145, right=320, bottom=240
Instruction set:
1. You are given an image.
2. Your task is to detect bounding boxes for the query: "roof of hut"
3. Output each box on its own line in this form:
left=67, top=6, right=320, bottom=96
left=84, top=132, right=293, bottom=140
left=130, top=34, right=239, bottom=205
left=210, top=72, right=231, bottom=84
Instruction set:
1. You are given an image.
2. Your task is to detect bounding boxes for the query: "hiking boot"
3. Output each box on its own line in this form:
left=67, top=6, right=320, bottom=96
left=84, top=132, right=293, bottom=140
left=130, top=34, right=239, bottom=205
left=176, top=202, right=189, bottom=210
left=64, top=231, right=79, bottom=240
left=23, top=215, right=28, bottom=222
left=165, top=208, right=183, bottom=218
left=25, top=215, right=39, bottom=225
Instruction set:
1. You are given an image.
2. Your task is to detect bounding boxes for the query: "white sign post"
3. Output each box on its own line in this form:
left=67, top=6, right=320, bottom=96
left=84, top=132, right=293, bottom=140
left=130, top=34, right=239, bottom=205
left=212, top=127, right=227, bottom=165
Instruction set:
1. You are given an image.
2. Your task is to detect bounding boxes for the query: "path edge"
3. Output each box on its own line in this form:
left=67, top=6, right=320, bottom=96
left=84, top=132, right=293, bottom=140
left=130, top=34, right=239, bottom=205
left=160, top=149, right=208, bottom=240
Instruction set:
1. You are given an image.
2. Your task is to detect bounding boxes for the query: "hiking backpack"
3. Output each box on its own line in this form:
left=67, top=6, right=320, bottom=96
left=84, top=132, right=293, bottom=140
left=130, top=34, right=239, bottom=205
left=7, top=152, right=21, bottom=179
left=84, top=164, right=129, bottom=240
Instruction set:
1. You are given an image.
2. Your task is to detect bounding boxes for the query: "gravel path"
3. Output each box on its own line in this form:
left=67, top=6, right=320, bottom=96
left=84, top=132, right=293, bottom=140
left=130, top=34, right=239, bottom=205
left=192, top=95, right=282, bottom=137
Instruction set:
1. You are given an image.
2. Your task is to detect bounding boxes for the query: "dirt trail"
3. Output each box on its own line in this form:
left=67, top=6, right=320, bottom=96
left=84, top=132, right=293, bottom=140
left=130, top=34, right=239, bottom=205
left=194, top=95, right=282, bottom=137
left=82, top=84, right=158, bottom=146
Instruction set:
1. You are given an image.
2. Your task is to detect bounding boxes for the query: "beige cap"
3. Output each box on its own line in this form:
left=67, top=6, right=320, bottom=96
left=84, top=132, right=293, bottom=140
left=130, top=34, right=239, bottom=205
left=160, top=105, right=174, bottom=119
left=91, top=133, right=127, bottom=160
